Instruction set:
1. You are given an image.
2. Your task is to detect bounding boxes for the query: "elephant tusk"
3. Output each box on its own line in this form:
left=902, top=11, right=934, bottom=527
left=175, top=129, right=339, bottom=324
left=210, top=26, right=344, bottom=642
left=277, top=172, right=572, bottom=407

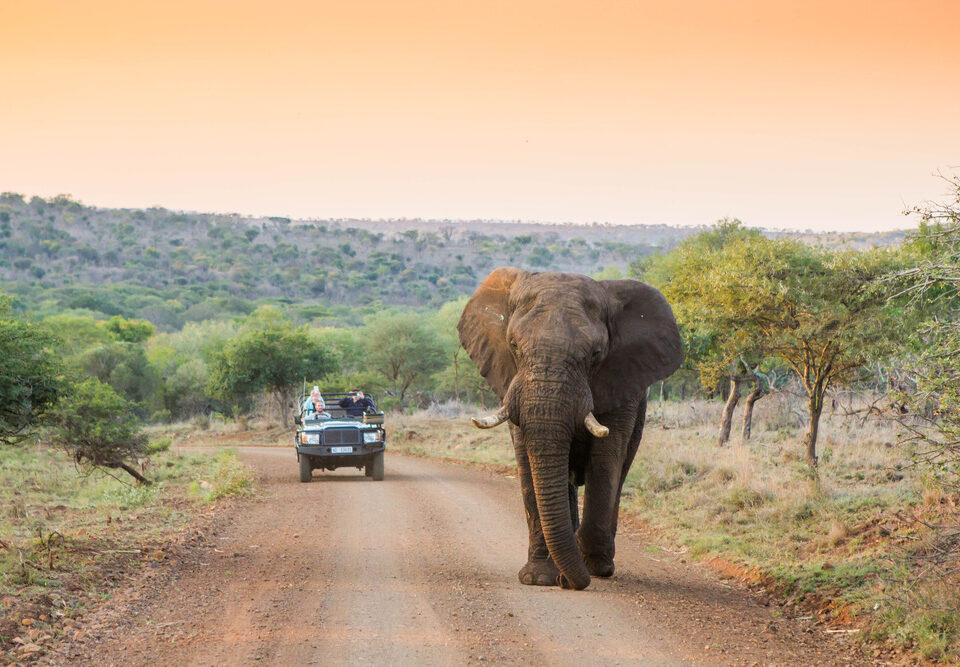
left=471, top=406, right=509, bottom=429
left=584, top=412, right=610, bottom=438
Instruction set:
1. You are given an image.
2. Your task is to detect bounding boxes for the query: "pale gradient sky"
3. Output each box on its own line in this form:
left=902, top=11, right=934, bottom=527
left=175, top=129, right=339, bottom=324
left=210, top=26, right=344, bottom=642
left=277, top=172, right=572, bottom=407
left=2, top=0, right=958, bottom=231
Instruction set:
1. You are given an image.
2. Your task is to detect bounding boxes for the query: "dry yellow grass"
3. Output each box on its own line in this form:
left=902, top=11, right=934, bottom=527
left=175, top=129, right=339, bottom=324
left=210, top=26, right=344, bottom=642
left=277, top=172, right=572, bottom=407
left=389, top=395, right=960, bottom=661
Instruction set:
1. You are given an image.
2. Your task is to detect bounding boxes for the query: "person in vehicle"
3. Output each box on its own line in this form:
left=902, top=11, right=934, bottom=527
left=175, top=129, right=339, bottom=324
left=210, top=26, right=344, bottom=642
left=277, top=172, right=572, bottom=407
left=302, top=386, right=328, bottom=419
left=338, top=389, right=376, bottom=417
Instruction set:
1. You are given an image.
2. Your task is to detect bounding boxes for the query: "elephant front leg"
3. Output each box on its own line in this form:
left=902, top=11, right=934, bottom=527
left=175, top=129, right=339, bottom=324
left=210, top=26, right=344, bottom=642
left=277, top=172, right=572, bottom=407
left=577, top=408, right=646, bottom=578
left=512, top=428, right=561, bottom=586
left=577, top=450, right=621, bottom=577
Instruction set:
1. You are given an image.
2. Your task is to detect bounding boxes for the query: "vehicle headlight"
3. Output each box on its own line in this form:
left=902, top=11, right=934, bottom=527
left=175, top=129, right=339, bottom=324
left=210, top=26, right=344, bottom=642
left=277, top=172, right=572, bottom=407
left=363, top=431, right=381, bottom=444
left=303, top=433, right=320, bottom=445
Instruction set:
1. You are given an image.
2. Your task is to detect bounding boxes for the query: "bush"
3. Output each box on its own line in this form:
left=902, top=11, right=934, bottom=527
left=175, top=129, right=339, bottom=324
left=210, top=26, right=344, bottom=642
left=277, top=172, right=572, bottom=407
left=0, top=312, right=62, bottom=444
left=48, top=377, right=151, bottom=484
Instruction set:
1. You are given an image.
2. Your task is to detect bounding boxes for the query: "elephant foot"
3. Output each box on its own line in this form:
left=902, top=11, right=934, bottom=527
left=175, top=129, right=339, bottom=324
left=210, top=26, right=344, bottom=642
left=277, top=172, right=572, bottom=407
left=518, top=558, right=560, bottom=586
left=583, top=554, right=615, bottom=578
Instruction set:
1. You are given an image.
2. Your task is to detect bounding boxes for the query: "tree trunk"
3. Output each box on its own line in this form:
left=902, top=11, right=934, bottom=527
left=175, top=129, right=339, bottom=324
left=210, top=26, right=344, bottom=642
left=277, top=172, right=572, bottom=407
left=453, top=356, right=460, bottom=404
left=740, top=377, right=764, bottom=441
left=803, top=392, right=825, bottom=467
left=111, top=462, right=153, bottom=485
left=276, top=391, right=290, bottom=427
left=717, top=377, right=741, bottom=446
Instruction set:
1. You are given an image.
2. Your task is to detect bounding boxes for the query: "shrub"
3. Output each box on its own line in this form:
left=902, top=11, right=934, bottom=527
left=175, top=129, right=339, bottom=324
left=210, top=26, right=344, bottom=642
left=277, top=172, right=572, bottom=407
left=48, top=377, right=151, bottom=484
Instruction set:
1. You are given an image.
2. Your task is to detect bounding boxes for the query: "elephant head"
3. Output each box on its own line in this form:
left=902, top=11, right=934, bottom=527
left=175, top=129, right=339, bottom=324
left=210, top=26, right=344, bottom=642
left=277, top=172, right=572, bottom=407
left=457, top=268, right=683, bottom=589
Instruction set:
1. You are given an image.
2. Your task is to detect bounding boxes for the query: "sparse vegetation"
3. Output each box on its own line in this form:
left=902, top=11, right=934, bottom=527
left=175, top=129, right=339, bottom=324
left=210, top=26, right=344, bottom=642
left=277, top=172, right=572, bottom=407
left=0, top=443, right=253, bottom=658
left=391, top=393, right=960, bottom=662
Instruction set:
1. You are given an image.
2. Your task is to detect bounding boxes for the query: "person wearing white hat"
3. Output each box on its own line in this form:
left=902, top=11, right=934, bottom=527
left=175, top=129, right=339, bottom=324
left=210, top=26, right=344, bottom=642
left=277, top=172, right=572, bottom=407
left=302, top=386, right=326, bottom=418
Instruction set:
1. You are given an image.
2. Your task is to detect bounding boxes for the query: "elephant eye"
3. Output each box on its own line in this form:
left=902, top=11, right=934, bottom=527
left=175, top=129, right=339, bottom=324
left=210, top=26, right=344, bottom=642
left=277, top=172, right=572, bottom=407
left=592, top=347, right=602, bottom=359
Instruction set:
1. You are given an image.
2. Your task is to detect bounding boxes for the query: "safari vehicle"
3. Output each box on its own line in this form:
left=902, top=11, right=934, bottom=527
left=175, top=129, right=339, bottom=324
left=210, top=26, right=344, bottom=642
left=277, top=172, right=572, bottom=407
left=294, top=392, right=386, bottom=482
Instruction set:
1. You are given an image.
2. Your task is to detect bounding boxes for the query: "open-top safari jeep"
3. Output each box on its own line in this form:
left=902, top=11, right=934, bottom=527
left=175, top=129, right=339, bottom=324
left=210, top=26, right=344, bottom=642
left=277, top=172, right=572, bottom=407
left=294, top=392, right=386, bottom=482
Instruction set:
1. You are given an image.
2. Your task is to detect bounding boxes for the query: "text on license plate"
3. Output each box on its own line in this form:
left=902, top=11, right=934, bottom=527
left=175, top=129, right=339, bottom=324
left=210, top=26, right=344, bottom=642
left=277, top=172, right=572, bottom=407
left=330, top=446, right=353, bottom=454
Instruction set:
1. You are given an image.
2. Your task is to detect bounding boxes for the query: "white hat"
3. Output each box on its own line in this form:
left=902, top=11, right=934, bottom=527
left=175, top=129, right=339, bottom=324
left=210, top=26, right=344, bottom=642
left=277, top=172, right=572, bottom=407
left=312, top=385, right=320, bottom=393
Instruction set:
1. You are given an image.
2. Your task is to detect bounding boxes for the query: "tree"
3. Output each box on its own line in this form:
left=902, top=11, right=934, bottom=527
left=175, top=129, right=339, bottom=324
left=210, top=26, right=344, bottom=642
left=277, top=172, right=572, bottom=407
left=0, top=308, right=62, bottom=444
left=77, top=342, right=162, bottom=409
left=207, top=325, right=336, bottom=425
left=685, top=235, right=906, bottom=465
left=362, top=311, right=445, bottom=406
left=431, top=298, right=470, bottom=402
left=639, top=220, right=770, bottom=444
left=891, top=172, right=960, bottom=488
left=49, top=377, right=151, bottom=484
left=100, top=315, right=156, bottom=343
left=41, top=313, right=114, bottom=357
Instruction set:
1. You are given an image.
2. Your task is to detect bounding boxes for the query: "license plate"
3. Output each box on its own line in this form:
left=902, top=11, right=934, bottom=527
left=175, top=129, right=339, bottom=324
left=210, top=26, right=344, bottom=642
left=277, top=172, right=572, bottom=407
left=330, top=446, right=353, bottom=454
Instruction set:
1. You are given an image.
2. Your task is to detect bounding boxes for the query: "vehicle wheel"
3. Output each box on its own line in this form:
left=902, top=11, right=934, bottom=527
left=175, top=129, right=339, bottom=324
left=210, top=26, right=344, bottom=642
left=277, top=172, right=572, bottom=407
left=370, top=451, right=384, bottom=481
left=299, top=455, right=312, bottom=483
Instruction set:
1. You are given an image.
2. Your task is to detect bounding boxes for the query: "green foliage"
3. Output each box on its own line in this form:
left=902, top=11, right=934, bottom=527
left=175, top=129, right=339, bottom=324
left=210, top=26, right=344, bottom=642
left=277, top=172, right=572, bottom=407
left=639, top=219, right=768, bottom=387
left=40, top=312, right=115, bottom=356
left=207, top=323, right=336, bottom=423
left=894, top=173, right=960, bottom=489
left=0, top=310, right=62, bottom=444
left=100, top=315, right=156, bottom=342
left=648, top=221, right=908, bottom=463
left=0, top=194, right=666, bottom=317
left=362, top=310, right=446, bottom=404
left=428, top=297, right=497, bottom=405
left=76, top=341, right=161, bottom=410
left=48, top=377, right=149, bottom=480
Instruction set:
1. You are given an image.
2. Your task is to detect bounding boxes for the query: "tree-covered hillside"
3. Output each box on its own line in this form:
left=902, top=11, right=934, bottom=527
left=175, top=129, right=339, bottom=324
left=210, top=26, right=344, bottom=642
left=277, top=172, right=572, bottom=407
left=0, top=193, right=672, bottom=327
left=0, top=193, right=905, bottom=329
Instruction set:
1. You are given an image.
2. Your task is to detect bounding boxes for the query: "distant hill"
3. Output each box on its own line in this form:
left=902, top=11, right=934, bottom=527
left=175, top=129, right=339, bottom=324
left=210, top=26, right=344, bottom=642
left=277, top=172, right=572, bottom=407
left=0, top=193, right=907, bottom=329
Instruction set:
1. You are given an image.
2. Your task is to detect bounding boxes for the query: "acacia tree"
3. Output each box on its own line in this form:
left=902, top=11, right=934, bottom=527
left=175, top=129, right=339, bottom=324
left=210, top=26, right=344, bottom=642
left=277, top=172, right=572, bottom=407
left=891, top=173, right=960, bottom=487
left=640, top=220, right=770, bottom=444
left=207, top=325, right=336, bottom=425
left=362, top=311, right=445, bottom=406
left=692, top=236, right=906, bottom=465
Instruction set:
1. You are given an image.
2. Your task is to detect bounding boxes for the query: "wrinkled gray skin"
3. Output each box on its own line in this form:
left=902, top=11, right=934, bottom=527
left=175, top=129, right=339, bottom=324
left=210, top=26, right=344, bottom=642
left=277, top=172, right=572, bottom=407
left=458, top=268, right=683, bottom=590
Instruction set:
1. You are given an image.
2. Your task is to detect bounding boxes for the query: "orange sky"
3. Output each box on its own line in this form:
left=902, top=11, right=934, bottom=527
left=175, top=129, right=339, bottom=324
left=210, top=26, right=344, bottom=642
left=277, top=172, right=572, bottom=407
left=2, top=0, right=959, bottom=231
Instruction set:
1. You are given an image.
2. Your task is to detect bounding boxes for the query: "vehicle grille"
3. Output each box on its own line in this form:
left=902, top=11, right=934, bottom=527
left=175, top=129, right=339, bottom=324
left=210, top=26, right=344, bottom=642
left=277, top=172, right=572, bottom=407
left=323, top=428, right=361, bottom=446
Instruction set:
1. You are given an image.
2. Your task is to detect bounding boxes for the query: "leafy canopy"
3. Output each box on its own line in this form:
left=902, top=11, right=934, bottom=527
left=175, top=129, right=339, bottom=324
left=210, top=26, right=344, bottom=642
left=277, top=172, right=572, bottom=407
left=49, top=377, right=149, bottom=481
left=206, top=324, right=337, bottom=408
left=362, top=311, right=446, bottom=403
left=0, top=309, right=62, bottom=444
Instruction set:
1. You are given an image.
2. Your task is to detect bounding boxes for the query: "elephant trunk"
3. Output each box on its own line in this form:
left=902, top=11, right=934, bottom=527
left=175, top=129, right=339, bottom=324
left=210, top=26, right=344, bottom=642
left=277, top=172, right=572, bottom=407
left=528, top=445, right=591, bottom=589
left=518, top=373, right=591, bottom=590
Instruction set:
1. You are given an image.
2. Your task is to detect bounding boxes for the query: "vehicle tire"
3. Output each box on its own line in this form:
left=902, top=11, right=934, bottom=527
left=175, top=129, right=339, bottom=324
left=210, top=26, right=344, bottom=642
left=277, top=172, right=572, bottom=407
left=370, top=451, right=384, bottom=481
left=299, top=454, right=312, bottom=483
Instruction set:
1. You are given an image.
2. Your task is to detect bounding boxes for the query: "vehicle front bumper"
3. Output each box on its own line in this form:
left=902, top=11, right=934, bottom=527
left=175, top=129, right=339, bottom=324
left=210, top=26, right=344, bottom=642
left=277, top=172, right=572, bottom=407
left=296, top=443, right=385, bottom=458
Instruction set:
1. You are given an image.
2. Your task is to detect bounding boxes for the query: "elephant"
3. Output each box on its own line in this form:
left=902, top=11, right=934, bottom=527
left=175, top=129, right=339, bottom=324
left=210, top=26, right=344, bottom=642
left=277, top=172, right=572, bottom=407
left=458, top=267, right=683, bottom=590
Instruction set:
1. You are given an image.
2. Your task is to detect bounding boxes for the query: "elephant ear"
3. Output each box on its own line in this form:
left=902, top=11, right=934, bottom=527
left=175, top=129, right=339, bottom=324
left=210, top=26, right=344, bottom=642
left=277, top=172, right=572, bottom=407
left=592, top=279, right=684, bottom=412
left=457, top=267, right=528, bottom=400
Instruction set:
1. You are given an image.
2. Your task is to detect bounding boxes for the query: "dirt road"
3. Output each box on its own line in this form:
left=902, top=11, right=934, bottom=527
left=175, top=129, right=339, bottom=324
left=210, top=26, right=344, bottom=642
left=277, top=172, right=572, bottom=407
left=51, top=447, right=865, bottom=666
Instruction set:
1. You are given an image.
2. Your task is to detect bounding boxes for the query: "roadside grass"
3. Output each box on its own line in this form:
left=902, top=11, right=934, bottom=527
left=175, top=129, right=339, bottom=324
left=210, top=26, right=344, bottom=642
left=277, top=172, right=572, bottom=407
left=392, top=396, right=960, bottom=663
left=390, top=406, right=515, bottom=467
left=0, top=442, right=254, bottom=659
